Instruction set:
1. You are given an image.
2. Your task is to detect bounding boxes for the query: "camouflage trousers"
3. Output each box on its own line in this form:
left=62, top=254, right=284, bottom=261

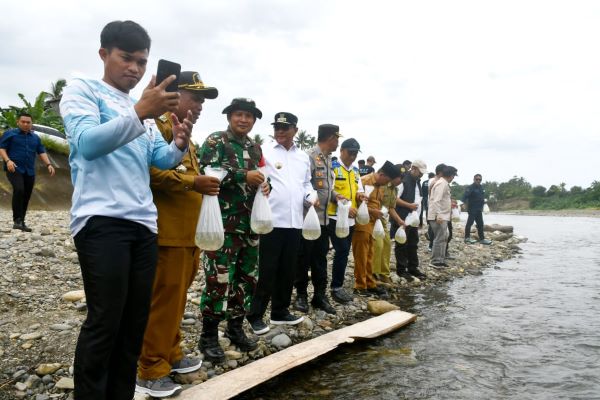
left=200, top=232, right=259, bottom=321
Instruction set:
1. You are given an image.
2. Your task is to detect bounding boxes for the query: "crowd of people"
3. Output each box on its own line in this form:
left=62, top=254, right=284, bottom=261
left=0, top=20, right=491, bottom=400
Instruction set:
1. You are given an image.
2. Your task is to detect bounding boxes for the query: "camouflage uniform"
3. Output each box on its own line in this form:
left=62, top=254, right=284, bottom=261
left=197, top=127, right=263, bottom=320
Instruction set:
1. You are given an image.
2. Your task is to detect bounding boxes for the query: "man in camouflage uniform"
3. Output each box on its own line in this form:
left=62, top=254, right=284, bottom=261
left=197, top=98, right=267, bottom=363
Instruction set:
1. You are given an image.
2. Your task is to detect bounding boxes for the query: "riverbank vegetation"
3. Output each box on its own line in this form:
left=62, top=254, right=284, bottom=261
left=451, top=176, right=600, bottom=210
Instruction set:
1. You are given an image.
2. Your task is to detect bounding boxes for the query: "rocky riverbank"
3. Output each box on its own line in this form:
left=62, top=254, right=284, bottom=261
left=0, top=210, right=525, bottom=400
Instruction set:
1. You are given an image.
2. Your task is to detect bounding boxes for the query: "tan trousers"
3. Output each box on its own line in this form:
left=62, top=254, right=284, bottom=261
left=138, top=246, right=200, bottom=379
left=352, top=230, right=377, bottom=290
left=372, top=219, right=391, bottom=277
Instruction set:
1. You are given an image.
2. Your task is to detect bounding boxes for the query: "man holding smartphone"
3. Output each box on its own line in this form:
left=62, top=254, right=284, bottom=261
left=59, top=20, right=192, bottom=400
left=136, top=71, right=220, bottom=397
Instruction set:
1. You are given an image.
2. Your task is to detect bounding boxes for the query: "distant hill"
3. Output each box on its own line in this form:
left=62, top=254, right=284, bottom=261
left=0, top=150, right=72, bottom=210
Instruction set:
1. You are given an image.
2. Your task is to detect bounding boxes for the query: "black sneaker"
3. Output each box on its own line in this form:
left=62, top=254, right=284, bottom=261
left=367, top=285, right=389, bottom=299
left=135, top=376, right=182, bottom=398
left=293, top=295, right=309, bottom=313
left=270, top=312, right=304, bottom=325
left=311, top=296, right=336, bottom=315
left=353, top=288, right=374, bottom=297
left=249, top=318, right=270, bottom=335
left=331, top=288, right=353, bottom=304
left=408, top=269, right=427, bottom=279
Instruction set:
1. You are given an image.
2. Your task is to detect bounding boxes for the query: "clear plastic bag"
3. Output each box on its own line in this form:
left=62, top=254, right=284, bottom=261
left=394, top=226, right=407, bottom=243
left=451, top=207, right=461, bottom=222
left=405, top=210, right=420, bottom=227
left=483, top=203, right=490, bottom=214
left=356, top=186, right=374, bottom=225
left=302, top=205, right=321, bottom=240
left=372, top=219, right=385, bottom=239
left=195, top=167, right=228, bottom=251
left=250, top=168, right=273, bottom=234
left=335, top=200, right=350, bottom=238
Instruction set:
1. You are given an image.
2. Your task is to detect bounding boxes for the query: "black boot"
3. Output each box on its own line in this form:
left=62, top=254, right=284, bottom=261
left=225, top=317, right=257, bottom=352
left=199, top=318, right=225, bottom=363
left=311, top=292, right=336, bottom=315
left=409, top=268, right=427, bottom=279
left=12, top=218, right=32, bottom=232
left=293, top=295, right=309, bottom=313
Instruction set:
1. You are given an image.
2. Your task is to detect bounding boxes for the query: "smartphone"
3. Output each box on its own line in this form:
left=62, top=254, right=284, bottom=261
left=156, top=59, right=181, bottom=92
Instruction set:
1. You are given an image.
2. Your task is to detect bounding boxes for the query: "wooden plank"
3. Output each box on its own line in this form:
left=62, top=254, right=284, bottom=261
left=180, top=310, right=416, bottom=400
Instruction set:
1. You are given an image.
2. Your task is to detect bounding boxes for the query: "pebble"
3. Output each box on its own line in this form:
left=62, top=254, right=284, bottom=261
left=62, top=290, right=85, bottom=302
left=15, top=382, right=27, bottom=391
left=224, top=350, right=242, bottom=360
left=36, top=363, right=62, bottom=376
left=49, top=323, right=72, bottom=331
left=181, top=318, right=196, bottom=326
left=271, top=334, right=292, bottom=349
left=55, top=377, right=75, bottom=390
left=20, top=332, right=43, bottom=340
left=22, top=342, right=33, bottom=349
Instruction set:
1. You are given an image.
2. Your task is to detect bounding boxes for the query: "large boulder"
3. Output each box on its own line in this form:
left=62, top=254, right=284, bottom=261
left=484, top=224, right=513, bottom=233
left=367, top=300, right=400, bottom=315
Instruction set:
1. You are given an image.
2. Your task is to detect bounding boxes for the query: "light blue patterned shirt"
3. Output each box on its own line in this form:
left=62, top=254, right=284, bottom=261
left=60, top=78, right=185, bottom=236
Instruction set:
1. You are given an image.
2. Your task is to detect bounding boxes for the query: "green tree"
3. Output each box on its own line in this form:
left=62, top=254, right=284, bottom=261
left=46, top=79, right=67, bottom=102
left=570, top=186, right=583, bottom=195
left=251, top=133, right=264, bottom=145
left=1, top=91, right=64, bottom=132
left=532, top=185, right=547, bottom=197
left=294, top=130, right=316, bottom=150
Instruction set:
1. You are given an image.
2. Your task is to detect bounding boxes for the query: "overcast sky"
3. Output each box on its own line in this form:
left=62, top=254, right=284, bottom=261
left=1, top=0, right=598, bottom=188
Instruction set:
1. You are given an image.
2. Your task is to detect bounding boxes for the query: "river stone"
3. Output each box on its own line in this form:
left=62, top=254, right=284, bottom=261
left=271, top=334, right=292, bottom=349
left=29, top=323, right=41, bottom=330
left=35, top=394, right=50, bottom=400
left=181, top=318, right=195, bottom=326
left=300, top=317, right=314, bottom=331
left=62, top=290, right=85, bottom=302
left=21, top=332, right=42, bottom=340
left=367, top=300, right=400, bottom=315
left=22, top=342, right=33, bottom=349
left=224, top=350, right=242, bottom=360
left=55, top=377, right=74, bottom=389
left=50, top=323, right=72, bottom=331
left=36, top=363, right=62, bottom=376
left=15, top=382, right=27, bottom=391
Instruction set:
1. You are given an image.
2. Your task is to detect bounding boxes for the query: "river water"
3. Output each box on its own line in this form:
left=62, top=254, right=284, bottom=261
left=243, top=214, right=600, bottom=400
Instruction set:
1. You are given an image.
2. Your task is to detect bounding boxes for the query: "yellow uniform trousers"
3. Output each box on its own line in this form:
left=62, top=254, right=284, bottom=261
left=138, top=246, right=200, bottom=379
left=352, top=230, right=377, bottom=290
left=372, top=219, right=391, bottom=277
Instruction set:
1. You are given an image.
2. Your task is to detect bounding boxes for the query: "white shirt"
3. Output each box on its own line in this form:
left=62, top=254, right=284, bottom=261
left=263, top=142, right=313, bottom=229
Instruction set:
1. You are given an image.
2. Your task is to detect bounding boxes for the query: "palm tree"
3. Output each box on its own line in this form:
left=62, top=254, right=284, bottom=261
left=45, top=78, right=67, bottom=114
left=251, top=133, right=264, bottom=145
left=46, top=79, right=67, bottom=102
left=294, top=130, right=316, bottom=150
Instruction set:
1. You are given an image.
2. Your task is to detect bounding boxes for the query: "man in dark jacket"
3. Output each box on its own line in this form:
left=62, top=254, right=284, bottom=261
left=390, top=159, right=428, bottom=279
left=462, top=174, right=492, bottom=245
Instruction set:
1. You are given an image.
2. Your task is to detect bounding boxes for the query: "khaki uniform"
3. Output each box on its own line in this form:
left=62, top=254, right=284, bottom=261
left=138, top=113, right=203, bottom=380
left=372, top=183, right=398, bottom=277
left=351, top=173, right=387, bottom=289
